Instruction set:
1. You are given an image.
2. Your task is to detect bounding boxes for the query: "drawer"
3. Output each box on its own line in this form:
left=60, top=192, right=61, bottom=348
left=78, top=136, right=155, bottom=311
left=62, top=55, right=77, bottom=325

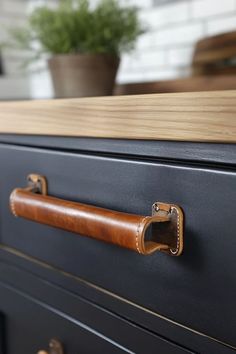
left=0, top=143, right=236, bottom=348
left=0, top=262, right=192, bottom=354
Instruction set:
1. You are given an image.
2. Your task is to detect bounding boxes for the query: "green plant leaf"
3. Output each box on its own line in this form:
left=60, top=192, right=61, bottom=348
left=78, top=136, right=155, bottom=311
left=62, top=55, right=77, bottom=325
left=2, top=0, right=146, bottom=64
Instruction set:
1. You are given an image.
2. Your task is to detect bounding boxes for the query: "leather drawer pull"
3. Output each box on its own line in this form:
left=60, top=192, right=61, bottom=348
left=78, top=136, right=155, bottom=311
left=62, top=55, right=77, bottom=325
left=37, top=338, right=64, bottom=354
left=9, top=174, right=184, bottom=256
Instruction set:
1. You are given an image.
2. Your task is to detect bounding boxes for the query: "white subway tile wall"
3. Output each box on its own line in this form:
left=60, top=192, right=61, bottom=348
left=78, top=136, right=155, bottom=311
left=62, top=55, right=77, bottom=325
left=118, top=0, right=236, bottom=84
left=1, top=0, right=28, bottom=15
left=206, top=14, right=236, bottom=35
left=0, top=0, right=54, bottom=99
left=191, top=0, right=235, bottom=19
left=1, top=0, right=236, bottom=98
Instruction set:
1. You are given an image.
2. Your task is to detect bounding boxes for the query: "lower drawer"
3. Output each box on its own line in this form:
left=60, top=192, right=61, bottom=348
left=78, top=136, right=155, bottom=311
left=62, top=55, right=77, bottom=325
left=0, top=262, right=192, bottom=354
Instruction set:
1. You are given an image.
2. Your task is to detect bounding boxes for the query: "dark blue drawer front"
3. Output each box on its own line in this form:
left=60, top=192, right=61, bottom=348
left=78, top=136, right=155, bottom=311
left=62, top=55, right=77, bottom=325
left=0, top=143, right=236, bottom=349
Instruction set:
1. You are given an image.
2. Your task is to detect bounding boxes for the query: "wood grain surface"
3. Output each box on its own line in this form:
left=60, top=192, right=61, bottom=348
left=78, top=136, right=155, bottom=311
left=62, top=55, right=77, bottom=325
left=192, top=31, right=236, bottom=65
left=192, top=31, right=236, bottom=76
left=115, top=75, right=236, bottom=95
left=0, top=90, right=236, bottom=142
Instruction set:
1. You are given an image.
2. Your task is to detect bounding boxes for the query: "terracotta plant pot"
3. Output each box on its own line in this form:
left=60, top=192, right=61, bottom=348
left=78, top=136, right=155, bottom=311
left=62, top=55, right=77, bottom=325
left=48, top=53, right=120, bottom=98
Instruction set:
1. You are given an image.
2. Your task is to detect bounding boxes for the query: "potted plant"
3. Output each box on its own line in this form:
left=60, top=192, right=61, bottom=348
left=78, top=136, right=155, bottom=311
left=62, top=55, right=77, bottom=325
left=6, top=0, right=144, bottom=98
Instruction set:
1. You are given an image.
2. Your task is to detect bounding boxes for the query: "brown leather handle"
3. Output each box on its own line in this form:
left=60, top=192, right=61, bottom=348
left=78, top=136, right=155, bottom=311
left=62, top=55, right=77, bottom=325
left=9, top=174, right=183, bottom=256
left=37, top=339, right=64, bottom=354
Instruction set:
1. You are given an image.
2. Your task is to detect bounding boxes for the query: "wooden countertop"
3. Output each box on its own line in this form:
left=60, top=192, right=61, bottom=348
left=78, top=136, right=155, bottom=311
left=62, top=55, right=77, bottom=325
left=0, top=90, right=236, bottom=143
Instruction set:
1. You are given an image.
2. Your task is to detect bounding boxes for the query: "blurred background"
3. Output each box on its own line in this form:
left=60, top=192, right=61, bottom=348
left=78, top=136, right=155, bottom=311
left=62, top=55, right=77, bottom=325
left=1, top=0, right=236, bottom=100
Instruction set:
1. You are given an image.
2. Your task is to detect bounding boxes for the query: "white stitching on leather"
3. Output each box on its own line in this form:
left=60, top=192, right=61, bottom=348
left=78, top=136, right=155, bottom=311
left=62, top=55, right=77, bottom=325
left=171, top=207, right=179, bottom=255
left=176, top=209, right=180, bottom=251
left=136, top=216, right=149, bottom=254
left=10, top=190, right=18, bottom=217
